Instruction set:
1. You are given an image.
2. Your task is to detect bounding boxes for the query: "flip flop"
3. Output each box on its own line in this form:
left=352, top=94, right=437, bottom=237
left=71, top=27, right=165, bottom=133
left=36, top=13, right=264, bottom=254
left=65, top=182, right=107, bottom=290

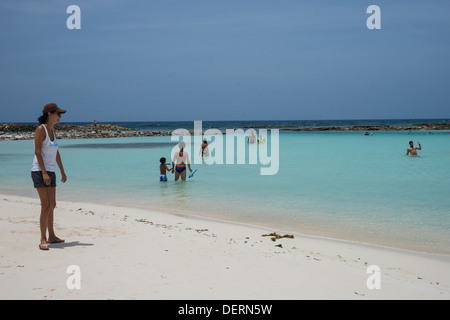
left=39, top=243, right=49, bottom=251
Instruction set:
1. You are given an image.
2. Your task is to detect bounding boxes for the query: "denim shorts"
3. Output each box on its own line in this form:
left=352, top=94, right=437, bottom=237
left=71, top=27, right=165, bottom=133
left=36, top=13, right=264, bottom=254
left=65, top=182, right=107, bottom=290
left=31, top=171, right=56, bottom=188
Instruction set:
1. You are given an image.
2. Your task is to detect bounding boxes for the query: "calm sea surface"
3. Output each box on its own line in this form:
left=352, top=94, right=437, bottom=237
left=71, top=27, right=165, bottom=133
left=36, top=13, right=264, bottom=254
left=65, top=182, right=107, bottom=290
left=1, top=119, right=449, bottom=255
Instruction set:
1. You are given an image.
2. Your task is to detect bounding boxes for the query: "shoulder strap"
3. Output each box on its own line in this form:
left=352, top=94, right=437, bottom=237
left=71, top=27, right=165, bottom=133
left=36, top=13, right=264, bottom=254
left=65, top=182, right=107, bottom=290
left=41, top=124, right=49, bottom=138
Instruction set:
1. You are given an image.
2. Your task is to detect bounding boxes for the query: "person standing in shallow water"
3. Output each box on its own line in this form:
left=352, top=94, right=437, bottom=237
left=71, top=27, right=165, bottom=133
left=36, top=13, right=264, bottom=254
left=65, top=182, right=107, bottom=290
left=31, top=103, right=68, bottom=250
left=406, top=140, right=421, bottom=157
left=172, top=141, right=192, bottom=181
left=200, top=138, right=209, bottom=158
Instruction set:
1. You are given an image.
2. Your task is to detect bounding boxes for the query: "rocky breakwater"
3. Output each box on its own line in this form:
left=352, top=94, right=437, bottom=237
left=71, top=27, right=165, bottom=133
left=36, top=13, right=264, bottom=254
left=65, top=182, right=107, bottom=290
left=0, top=123, right=172, bottom=141
left=281, top=122, right=450, bottom=132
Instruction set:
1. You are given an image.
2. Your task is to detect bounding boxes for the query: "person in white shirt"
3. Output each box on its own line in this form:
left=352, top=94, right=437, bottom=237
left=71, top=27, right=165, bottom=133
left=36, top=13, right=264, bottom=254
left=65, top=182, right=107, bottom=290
left=31, top=103, right=67, bottom=250
left=172, top=141, right=193, bottom=181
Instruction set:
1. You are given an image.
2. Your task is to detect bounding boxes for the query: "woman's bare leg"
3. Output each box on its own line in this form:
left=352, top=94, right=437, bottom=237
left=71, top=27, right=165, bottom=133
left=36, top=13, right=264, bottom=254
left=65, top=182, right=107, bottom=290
left=46, top=187, right=59, bottom=242
left=36, top=187, right=63, bottom=247
left=36, top=187, right=51, bottom=246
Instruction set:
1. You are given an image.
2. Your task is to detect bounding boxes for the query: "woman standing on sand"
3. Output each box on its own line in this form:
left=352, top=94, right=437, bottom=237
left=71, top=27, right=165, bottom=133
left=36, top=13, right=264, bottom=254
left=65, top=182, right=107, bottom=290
left=31, top=103, right=67, bottom=250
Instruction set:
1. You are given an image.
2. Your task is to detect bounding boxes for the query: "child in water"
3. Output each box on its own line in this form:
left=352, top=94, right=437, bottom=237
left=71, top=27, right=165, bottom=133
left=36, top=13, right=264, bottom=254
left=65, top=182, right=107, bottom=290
left=258, top=134, right=265, bottom=144
left=159, top=157, right=173, bottom=181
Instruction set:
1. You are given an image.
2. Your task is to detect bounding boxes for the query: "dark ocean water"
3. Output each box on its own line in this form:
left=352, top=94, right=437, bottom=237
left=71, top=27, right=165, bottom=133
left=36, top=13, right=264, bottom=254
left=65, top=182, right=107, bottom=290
left=15, top=118, right=450, bottom=132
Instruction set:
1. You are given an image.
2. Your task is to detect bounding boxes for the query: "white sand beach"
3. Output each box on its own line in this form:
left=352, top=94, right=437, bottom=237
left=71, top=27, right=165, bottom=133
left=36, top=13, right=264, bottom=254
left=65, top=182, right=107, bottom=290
left=0, top=193, right=449, bottom=300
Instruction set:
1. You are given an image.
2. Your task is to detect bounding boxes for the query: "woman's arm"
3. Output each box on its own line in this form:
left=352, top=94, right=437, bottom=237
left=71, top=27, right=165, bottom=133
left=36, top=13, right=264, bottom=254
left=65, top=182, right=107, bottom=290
left=56, top=150, right=67, bottom=183
left=185, top=152, right=192, bottom=172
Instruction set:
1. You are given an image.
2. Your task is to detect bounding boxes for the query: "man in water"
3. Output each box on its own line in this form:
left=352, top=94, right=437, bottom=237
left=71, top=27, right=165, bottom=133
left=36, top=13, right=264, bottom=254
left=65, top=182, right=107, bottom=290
left=248, top=130, right=256, bottom=144
left=200, top=138, right=209, bottom=158
left=406, top=141, right=421, bottom=156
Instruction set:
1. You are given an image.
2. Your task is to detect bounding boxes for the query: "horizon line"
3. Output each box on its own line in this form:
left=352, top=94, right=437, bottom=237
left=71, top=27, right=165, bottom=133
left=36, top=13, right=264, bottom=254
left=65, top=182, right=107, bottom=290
left=3, top=117, right=450, bottom=124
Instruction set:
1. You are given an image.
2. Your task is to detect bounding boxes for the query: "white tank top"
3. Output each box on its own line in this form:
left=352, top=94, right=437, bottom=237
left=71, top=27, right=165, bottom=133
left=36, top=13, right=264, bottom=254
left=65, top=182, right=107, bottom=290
left=31, top=125, right=58, bottom=172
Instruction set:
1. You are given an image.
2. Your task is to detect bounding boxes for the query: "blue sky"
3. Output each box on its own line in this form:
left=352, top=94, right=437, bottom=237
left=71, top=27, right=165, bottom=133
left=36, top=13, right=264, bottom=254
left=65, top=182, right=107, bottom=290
left=1, top=0, right=449, bottom=122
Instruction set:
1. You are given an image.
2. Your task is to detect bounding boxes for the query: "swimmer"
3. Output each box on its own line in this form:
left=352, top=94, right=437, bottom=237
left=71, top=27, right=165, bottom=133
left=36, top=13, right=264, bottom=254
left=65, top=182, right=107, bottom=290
left=248, top=130, right=256, bottom=144
left=200, top=138, right=210, bottom=158
left=159, top=157, right=172, bottom=181
left=406, top=141, right=421, bottom=157
left=172, top=141, right=193, bottom=181
left=257, top=134, right=265, bottom=144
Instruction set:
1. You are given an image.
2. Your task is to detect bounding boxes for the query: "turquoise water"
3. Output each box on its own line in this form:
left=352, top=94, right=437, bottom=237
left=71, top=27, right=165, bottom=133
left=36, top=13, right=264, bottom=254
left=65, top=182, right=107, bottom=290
left=1, top=130, right=449, bottom=255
